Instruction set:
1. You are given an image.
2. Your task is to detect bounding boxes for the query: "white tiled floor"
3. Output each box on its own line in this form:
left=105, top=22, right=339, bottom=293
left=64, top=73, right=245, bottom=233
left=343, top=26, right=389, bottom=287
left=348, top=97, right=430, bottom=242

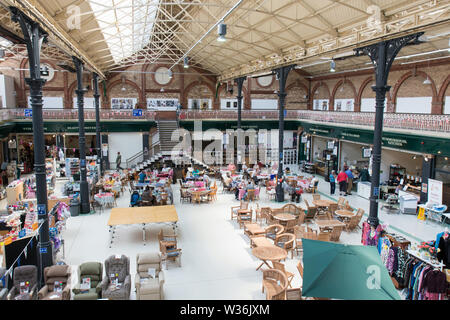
left=24, top=168, right=448, bottom=300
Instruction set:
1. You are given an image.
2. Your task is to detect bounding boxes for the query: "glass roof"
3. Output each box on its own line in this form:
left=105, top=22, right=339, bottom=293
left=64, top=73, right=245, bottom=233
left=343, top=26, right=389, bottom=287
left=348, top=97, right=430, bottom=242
left=88, top=0, right=159, bottom=64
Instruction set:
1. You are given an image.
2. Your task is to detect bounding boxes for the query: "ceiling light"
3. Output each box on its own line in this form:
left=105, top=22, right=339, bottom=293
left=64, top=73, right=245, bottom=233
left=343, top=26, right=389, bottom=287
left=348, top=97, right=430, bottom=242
left=330, top=60, right=336, bottom=72
left=160, top=88, right=164, bottom=92
left=424, top=155, right=428, bottom=162
left=217, top=23, right=227, bottom=42
left=423, top=77, right=431, bottom=85
left=184, top=57, right=189, bottom=69
left=121, top=86, right=126, bottom=91
left=168, top=69, right=173, bottom=78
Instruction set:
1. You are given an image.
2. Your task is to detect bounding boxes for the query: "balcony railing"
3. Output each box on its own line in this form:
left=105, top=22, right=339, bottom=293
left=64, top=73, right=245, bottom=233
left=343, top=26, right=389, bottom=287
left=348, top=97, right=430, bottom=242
left=11, top=108, right=157, bottom=121
left=180, top=110, right=450, bottom=133
left=4, top=108, right=450, bottom=133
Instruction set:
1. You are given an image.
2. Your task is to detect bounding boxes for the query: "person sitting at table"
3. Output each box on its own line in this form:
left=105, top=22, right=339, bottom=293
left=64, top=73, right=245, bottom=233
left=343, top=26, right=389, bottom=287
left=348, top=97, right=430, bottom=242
left=164, top=185, right=173, bottom=204
left=235, top=180, right=245, bottom=200
left=139, top=170, right=147, bottom=183
left=203, top=174, right=210, bottom=188
left=193, top=167, right=200, bottom=177
left=141, top=186, right=155, bottom=206
left=285, top=167, right=291, bottom=175
left=130, top=190, right=141, bottom=207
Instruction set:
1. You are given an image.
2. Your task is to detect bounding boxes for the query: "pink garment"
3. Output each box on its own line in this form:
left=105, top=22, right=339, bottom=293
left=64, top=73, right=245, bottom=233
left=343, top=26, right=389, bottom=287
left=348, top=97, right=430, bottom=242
left=239, top=189, right=246, bottom=200
left=194, top=181, right=204, bottom=188
left=424, top=292, right=445, bottom=300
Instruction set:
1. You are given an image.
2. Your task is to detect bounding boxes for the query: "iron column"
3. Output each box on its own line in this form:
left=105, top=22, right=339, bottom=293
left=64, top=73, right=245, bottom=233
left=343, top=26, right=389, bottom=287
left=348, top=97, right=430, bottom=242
left=355, top=32, right=424, bottom=227
left=235, top=76, right=246, bottom=172
left=73, top=57, right=90, bottom=214
left=10, top=7, right=53, bottom=284
left=273, top=65, right=295, bottom=202
left=93, top=72, right=103, bottom=176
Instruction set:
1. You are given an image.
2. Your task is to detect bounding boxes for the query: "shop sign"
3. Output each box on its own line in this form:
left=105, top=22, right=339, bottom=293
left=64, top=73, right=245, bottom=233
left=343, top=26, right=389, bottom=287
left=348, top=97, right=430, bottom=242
left=381, top=137, right=407, bottom=147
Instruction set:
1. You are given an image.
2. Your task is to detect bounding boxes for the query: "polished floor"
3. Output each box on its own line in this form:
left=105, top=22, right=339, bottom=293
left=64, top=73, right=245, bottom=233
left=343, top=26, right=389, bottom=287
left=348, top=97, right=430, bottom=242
left=11, top=167, right=448, bottom=300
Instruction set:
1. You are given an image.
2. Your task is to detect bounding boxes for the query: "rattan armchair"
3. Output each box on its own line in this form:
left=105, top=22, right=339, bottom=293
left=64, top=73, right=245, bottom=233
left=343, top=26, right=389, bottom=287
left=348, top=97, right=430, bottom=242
left=272, top=261, right=295, bottom=288
left=330, top=225, right=345, bottom=242
left=265, top=224, right=284, bottom=241
left=274, top=233, right=296, bottom=259
left=262, top=269, right=287, bottom=300
left=237, top=207, right=253, bottom=228
left=286, top=261, right=304, bottom=300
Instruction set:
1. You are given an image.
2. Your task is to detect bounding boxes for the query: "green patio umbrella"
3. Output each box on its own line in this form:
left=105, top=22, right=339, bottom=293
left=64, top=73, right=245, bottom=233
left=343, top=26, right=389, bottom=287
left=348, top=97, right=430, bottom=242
left=302, top=239, right=401, bottom=300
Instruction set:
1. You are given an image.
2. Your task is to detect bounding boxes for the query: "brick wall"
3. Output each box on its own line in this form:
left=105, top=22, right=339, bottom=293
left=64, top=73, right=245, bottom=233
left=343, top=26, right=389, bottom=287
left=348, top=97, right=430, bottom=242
left=2, top=56, right=449, bottom=114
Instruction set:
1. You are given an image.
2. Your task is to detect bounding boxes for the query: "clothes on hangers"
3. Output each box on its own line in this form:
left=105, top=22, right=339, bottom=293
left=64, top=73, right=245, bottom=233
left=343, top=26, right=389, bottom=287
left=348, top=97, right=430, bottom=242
left=421, top=269, right=448, bottom=300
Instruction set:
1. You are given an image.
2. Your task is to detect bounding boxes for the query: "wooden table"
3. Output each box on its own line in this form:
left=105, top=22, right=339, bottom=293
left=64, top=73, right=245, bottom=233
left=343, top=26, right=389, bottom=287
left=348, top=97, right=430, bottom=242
left=187, top=189, right=210, bottom=203
left=107, top=205, right=179, bottom=248
left=244, top=223, right=266, bottom=238
left=252, top=246, right=287, bottom=270
left=273, top=213, right=296, bottom=222
left=315, top=219, right=346, bottom=231
left=334, top=209, right=355, bottom=219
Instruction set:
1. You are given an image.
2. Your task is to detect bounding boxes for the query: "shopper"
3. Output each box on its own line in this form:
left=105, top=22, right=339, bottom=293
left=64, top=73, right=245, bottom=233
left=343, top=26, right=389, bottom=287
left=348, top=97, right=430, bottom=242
left=116, top=152, right=123, bottom=170
left=345, top=167, right=354, bottom=195
left=139, top=170, right=147, bottom=183
left=141, top=186, right=155, bottom=206
left=329, top=170, right=337, bottom=195
left=359, top=165, right=371, bottom=182
left=58, top=148, right=65, bottom=162
left=337, top=168, right=348, bottom=196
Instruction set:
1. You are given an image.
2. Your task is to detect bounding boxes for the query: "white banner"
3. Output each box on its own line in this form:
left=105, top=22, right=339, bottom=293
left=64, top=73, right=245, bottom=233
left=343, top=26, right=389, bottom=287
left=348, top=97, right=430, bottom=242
left=427, top=178, right=443, bottom=205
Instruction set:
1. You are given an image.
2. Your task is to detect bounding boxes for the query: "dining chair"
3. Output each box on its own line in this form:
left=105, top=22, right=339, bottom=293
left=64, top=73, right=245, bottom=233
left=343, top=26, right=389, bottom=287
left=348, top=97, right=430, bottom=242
left=272, top=262, right=295, bottom=288
left=312, top=194, right=321, bottom=201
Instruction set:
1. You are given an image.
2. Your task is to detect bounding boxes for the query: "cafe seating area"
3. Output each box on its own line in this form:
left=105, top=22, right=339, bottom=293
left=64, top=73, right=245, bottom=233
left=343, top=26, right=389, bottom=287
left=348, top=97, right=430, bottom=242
left=229, top=189, right=366, bottom=300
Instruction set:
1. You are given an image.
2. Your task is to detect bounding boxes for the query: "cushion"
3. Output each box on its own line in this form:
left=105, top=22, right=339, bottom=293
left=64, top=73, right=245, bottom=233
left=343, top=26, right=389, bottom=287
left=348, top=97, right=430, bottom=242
left=137, top=253, right=160, bottom=265
left=80, top=263, right=101, bottom=276
left=46, top=265, right=70, bottom=278
left=138, top=279, right=160, bottom=294
left=167, top=251, right=180, bottom=257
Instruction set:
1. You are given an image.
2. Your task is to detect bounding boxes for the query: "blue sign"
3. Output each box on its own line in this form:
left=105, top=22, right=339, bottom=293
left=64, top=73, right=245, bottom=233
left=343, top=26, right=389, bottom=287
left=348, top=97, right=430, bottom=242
left=80, top=159, right=86, bottom=166
left=133, top=109, right=143, bottom=117
left=373, top=187, right=380, bottom=197
left=284, top=109, right=287, bottom=117
left=24, top=109, right=32, bottom=117
left=39, top=247, right=47, bottom=254
left=37, top=204, right=46, bottom=216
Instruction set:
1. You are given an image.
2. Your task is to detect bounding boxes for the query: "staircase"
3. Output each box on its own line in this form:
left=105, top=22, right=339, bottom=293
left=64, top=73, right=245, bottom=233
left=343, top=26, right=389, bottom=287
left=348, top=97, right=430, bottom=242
left=126, top=119, right=213, bottom=174
left=157, top=120, right=179, bottom=155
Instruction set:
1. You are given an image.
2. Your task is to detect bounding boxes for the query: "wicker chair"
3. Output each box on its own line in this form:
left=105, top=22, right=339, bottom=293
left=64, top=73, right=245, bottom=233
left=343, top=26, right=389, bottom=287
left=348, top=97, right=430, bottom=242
left=317, top=231, right=331, bottom=242
left=286, top=261, right=304, bottom=300
left=230, top=201, right=249, bottom=220
left=265, top=224, right=284, bottom=241
left=237, top=208, right=253, bottom=229
left=272, top=261, right=294, bottom=288
left=303, top=200, right=317, bottom=222
left=274, top=233, right=295, bottom=259
left=284, top=216, right=299, bottom=234
left=312, top=194, right=321, bottom=201
left=337, top=197, right=346, bottom=209
left=262, top=269, right=287, bottom=300
left=330, top=225, right=345, bottom=242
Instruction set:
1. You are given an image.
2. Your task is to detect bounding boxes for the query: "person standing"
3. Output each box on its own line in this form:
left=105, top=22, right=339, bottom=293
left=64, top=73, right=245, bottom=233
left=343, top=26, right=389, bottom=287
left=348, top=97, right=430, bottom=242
left=337, top=168, right=348, bottom=197
left=329, top=170, right=337, bottom=195
left=345, top=167, right=354, bottom=195
left=359, top=165, right=371, bottom=182
left=116, top=152, right=123, bottom=170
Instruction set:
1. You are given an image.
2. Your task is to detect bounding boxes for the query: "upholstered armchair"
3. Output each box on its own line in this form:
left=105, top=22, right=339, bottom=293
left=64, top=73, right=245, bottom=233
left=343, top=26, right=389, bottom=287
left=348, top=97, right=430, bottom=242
left=135, top=253, right=165, bottom=300
left=0, top=267, right=8, bottom=300
left=38, top=265, right=71, bottom=300
left=100, top=255, right=131, bottom=300
left=7, top=265, right=38, bottom=300
left=72, top=262, right=103, bottom=300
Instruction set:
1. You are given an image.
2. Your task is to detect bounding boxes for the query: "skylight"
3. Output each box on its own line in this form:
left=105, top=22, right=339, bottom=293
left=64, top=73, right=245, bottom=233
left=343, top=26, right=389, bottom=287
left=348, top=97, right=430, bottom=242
left=88, top=0, right=159, bottom=64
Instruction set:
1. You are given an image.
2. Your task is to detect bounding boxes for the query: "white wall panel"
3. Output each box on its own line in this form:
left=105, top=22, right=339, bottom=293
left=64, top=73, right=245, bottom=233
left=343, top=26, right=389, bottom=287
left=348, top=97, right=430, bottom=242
left=396, top=97, right=432, bottom=114
left=108, top=132, right=142, bottom=169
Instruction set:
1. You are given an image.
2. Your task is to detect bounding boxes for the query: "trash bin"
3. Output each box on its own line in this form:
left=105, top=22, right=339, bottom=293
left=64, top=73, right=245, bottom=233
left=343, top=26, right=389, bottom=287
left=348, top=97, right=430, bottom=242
left=70, top=199, right=80, bottom=217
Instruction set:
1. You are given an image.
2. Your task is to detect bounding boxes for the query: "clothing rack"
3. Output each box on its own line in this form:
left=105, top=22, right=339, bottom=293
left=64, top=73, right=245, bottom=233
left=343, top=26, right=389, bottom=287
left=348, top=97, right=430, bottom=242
left=406, top=249, right=445, bottom=271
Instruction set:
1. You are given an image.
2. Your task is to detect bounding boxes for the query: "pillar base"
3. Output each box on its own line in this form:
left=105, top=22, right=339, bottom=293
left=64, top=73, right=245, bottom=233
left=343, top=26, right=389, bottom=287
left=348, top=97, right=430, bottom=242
left=275, top=183, right=284, bottom=202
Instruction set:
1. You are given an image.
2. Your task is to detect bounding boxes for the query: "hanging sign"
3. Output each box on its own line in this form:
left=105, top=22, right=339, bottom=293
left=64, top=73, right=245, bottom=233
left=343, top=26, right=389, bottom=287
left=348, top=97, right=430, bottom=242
left=427, top=178, right=443, bottom=205
left=133, top=109, right=143, bottom=117
left=24, top=109, right=33, bottom=117
left=327, top=141, right=335, bottom=149
left=301, top=136, right=307, bottom=143
left=102, top=144, right=108, bottom=156
left=37, top=204, right=46, bottom=217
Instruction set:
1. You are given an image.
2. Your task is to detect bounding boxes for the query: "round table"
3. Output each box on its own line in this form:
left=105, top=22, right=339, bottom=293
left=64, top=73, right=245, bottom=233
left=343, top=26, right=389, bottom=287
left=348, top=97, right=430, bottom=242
left=334, top=209, right=355, bottom=222
left=252, top=246, right=288, bottom=270
left=334, top=209, right=355, bottom=218
left=187, top=189, right=210, bottom=203
left=312, top=200, right=335, bottom=207
left=274, top=213, right=296, bottom=222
